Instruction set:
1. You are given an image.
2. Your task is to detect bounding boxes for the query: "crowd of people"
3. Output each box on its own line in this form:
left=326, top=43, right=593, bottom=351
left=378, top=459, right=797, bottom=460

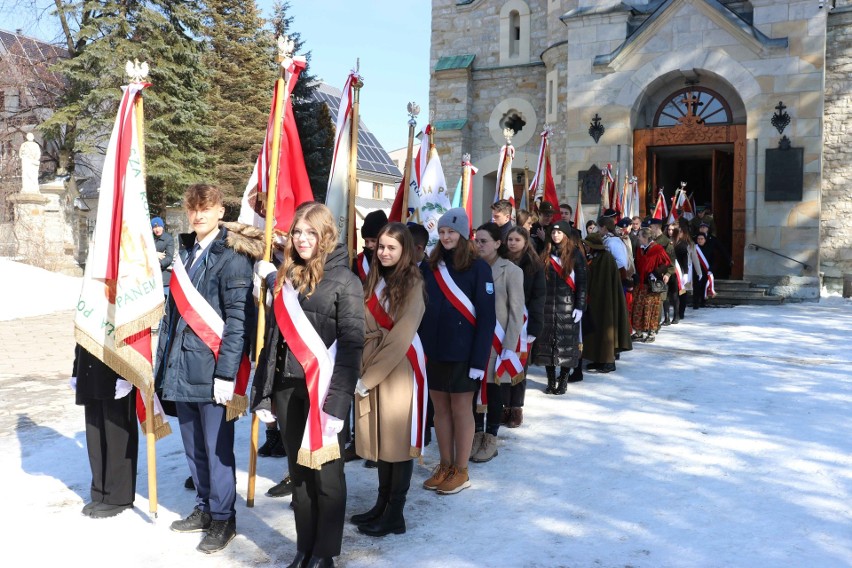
left=71, top=185, right=726, bottom=567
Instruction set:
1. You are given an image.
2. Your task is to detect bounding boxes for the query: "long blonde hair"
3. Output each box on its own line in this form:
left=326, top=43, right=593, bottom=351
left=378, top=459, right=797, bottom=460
left=275, top=202, right=338, bottom=297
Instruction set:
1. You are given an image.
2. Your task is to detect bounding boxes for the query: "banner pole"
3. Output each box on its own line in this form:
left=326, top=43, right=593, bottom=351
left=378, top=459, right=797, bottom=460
left=400, top=102, right=419, bottom=223
left=248, top=37, right=292, bottom=508
left=347, top=62, right=363, bottom=264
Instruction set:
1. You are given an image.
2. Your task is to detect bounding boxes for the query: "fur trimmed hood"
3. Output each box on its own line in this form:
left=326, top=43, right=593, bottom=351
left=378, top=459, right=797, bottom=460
left=221, top=221, right=265, bottom=261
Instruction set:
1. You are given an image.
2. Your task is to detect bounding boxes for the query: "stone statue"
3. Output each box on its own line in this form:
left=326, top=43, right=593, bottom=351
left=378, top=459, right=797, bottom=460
left=19, top=133, right=41, bottom=194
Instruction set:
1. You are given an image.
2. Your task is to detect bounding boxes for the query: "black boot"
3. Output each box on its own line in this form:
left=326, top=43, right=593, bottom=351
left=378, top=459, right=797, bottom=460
left=358, top=460, right=412, bottom=537
left=544, top=366, right=557, bottom=394
left=567, top=362, right=583, bottom=383
left=285, top=551, right=309, bottom=568
left=554, top=367, right=570, bottom=395
left=351, top=460, right=392, bottom=525
left=257, top=428, right=280, bottom=457
left=305, top=557, right=334, bottom=568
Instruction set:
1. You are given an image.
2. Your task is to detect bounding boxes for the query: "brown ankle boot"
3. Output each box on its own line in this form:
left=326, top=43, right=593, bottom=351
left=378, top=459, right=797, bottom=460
left=506, top=407, right=523, bottom=428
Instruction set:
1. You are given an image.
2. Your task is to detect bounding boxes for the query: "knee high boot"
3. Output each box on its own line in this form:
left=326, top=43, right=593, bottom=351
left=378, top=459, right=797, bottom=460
left=555, top=367, right=571, bottom=395
left=351, top=460, right=392, bottom=525
left=359, top=460, right=412, bottom=537
left=545, top=366, right=557, bottom=394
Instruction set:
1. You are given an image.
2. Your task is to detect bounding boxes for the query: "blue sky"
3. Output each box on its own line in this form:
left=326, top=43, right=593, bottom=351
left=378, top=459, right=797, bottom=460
left=1, top=0, right=432, bottom=151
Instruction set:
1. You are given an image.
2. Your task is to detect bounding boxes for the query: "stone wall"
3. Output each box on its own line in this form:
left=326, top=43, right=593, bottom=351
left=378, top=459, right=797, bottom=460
left=821, top=8, right=852, bottom=288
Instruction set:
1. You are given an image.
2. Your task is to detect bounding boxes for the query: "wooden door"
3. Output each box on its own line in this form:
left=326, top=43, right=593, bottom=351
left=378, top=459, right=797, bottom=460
left=712, top=149, right=734, bottom=278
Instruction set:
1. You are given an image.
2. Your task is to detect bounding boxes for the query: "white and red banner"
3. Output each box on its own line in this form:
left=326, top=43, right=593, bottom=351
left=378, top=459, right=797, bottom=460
left=74, top=81, right=170, bottom=438
left=600, top=163, right=615, bottom=211
left=668, top=186, right=687, bottom=224
left=389, top=125, right=429, bottom=224
left=575, top=187, right=587, bottom=239
left=451, top=157, right=477, bottom=235
left=623, top=176, right=639, bottom=219
left=530, top=129, right=561, bottom=219
left=652, top=189, right=667, bottom=220
left=325, top=70, right=360, bottom=243
left=366, top=279, right=428, bottom=455
left=239, top=56, right=312, bottom=234
left=170, top=259, right=252, bottom=420
left=417, top=145, right=451, bottom=252
left=273, top=280, right=340, bottom=469
left=681, top=192, right=696, bottom=221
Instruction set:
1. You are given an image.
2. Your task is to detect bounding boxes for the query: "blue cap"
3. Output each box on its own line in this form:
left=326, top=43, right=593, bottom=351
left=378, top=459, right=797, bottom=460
left=151, top=217, right=164, bottom=228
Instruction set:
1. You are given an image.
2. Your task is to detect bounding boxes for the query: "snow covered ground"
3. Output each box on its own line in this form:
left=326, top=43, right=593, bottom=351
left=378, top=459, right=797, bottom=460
left=2, top=260, right=852, bottom=567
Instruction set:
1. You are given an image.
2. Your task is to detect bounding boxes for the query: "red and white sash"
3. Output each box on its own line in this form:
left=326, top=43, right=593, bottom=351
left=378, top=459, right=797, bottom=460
left=170, top=258, right=251, bottom=420
left=694, top=246, right=716, bottom=299
left=493, top=320, right=523, bottom=381
left=357, top=252, right=370, bottom=282
left=366, top=279, right=428, bottom=455
left=273, top=280, right=340, bottom=469
left=673, top=260, right=686, bottom=294
left=549, top=255, right=575, bottom=290
left=518, top=307, right=529, bottom=366
left=433, top=261, right=487, bottom=407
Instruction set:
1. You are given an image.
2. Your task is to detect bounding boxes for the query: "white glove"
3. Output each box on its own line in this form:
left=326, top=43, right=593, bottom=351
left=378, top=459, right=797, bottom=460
left=255, top=409, right=276, bottom=424
left=355, top=379, right=369, bottom=397
left=213, top=378, right=235, bottom=405
left=114, top=378, right=133, bottom=399
left=500, top=349, right=515, bottom=361
left=254, top=260, right=277, bottom=279
left=69, top=377, right=77, bottom=391
left=252, top=274, right=273, bottom=308
left=572, top=309, right=583, bottom=323
left=527, top=335, right=536, bottom=344
left=322, top=412, right=344, bottom=436
left=469, top=368, right=485, bottom=381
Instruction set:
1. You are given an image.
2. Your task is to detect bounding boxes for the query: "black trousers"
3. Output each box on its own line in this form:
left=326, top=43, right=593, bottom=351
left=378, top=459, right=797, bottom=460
left=473, top=382, right=503, bottom=436
left=274, top=379, right=347, bottom=558
left=84, top=393, right=138, bottom=506
left=501, top=379, right=526, bottom=408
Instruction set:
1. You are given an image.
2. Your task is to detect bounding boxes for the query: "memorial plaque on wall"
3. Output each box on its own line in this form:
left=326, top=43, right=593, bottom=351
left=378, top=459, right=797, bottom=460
left=765, top=147, right=803, bottom=201
left=578, top=164, right=602, bottom=205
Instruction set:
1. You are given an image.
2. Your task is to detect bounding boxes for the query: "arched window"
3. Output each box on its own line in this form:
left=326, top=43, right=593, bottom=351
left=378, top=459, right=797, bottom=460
left=509, top=11, right=520, bottom=57
left=654, top=87, right=732, bottom=127
left=499, top=0, right=530, bottom=65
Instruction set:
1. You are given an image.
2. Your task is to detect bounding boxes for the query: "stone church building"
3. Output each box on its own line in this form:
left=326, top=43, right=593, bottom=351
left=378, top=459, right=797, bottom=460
left=429, top=0, right=852, bottom=296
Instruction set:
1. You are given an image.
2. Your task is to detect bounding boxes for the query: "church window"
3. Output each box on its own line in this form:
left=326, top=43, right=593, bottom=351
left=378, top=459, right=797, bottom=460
left=501, top=110, right=526, bottom=134
left=499, top=1, right=530, bottom=65
left=654, top=87, right=732, bottom=127
left=510, top=11, right=521, bottom=57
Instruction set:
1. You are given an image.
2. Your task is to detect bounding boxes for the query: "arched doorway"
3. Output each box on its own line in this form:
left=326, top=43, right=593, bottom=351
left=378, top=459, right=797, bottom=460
left=634, top=86, right=745, bottom=279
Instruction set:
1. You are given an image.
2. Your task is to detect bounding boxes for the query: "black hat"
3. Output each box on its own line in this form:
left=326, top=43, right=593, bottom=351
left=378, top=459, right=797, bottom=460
left=550, top=220, right=572, bottom=235
left=699, top=222, right=710, bottom=229
left=602, top=208, right=617, bottom=218
left=583, top=232, right=606, bottom=250
left=361, top=210, right=388, bottom=239
left=649, top=218, right=664, bottom=226
left=616, top=217, right=632, bottom=228
left=538, top=201, right=555, bottom=214
left=641, top=219, right=652, bottom=228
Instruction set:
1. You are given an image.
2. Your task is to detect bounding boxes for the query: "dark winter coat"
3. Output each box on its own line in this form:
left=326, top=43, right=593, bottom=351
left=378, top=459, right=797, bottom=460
left=515, top=253, right=546, bottom=338
left=155, top=222, right=263, bottom=403
left=419, top=247, right=496, bottom=373
left=582, top=246, right=632, bottom=364
left=154, top=231, right=175, bottom=288
left=74, top=344, right=124, bottom=404
left=533, top=244, right=587, bottom=368
left=251, top=243, right=365, bottom=420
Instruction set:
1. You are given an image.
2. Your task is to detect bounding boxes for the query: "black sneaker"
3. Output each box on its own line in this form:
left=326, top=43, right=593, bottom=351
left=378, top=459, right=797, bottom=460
left=363, top=460, right=378, bottom=469
left=197, top=518, right=236, bottom=554
left=170, top=507, right=212, bottom=533
left=184, top=476, right=195, bottom=490
left=266, top=475, right=293, bottom=498
left=89, top=503, right=132, bottom=519
left=343, top=443, right=360, bottom=462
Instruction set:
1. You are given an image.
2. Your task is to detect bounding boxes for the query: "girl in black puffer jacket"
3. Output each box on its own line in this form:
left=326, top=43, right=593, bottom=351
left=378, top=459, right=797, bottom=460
left=532, top=221, right=587, bottom=395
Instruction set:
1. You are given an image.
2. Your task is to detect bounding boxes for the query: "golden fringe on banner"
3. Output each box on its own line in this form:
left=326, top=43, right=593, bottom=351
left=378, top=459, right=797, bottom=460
left=476, top=403, right=487, bottom=413
left=74, top=329, right=155, bottom=399
left=510, top=372, right=526, bottom=386
left=226, top=394, right=248, bottom=422
left=115, top=306, right=163, bottom=347
left=298, top=444, right=341, bottom=471
left=140, top=412, right=172, bottom=441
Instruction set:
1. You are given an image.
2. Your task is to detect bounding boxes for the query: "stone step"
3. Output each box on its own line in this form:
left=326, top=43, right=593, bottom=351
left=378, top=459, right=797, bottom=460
left=714, top=288, right=769, bottom=298
left=708, top=295, right=784, bottom=306
left=713, top=280, right=755, bottom=290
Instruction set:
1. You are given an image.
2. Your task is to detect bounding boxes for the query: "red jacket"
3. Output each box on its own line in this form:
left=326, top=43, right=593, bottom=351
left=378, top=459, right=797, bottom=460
left=635, top=242, right=672, bottom=288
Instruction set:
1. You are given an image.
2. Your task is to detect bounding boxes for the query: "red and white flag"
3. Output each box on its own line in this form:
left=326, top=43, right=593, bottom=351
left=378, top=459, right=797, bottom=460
left=74, top=81, right=170, bottom=437
left=624, top=176, right=640, bottom=219
left=239, top=56, right=313, bottom=234
left=574, top=190, right=587, bottom=239
left=600, top=163, right=615, bottom=211
left=417, top=145, right=451, bottom=252
left=530, top=129, right=561, bottom=219
left=389, top=126, right=429, bottom=223
left=325, top=70, right=361, bottom=243
left=652, top=190, right=667, bottom=220
left=681, top=192, right=695, bottom=221
left=450, top=157, right=477, bottom=235
left=495, top=143, right=515, bottom=208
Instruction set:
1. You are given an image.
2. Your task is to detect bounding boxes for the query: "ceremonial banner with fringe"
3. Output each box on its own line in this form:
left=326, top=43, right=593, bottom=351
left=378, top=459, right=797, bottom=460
left=652, top=190, right=667, bottom=220
left=366, top=279, right=428, bottom=456
left=239, top=56, right=312, bottom=234
left=530, top=130, right=561, bottom=218
left=495, top=143, right=515, bottom=208
left=417, top=145, right=451, bottom=252
left=74, top=82, right=163, bottom=400
left=274, top=281, right=340, bottom=469
left=389, top=125, right=429, bottom=223
left=170, top=259, right=251, bottom=420
left=451, top=157, right=477, bottom=234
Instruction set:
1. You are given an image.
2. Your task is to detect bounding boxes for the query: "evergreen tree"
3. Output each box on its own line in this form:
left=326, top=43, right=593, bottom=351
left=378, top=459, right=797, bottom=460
left=269, top=1, right=334, bottom=203
left=203, top=0, right=276, bottom=210
left=42, top=0, right=212, bottom=211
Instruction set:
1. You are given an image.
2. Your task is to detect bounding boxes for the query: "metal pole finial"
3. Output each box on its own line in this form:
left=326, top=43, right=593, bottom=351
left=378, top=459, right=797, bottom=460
left=125, top=59, right=150, bottom=83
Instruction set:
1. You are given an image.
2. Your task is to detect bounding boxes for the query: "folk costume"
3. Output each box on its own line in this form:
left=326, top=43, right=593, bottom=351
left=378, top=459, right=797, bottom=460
left=353, top=277, right=426, bottom=537
left=633, top=240, right=673, bottom=341
left=252, top=243, right=365, bottom=561
left=156, top=222, right=261, bottom=545
left=581, top=233, right=632, bottom=371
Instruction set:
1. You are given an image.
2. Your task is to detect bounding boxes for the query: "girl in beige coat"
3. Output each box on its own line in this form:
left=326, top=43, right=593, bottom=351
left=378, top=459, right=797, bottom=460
left=470, top=223, right=525, bottom=463
left=353, top=223, right=426, bottom=538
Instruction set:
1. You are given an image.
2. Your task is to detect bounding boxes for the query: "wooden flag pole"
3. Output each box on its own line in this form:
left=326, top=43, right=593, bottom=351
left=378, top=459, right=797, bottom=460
left=247, top=36, right=293, bottom=508
left=347, top=62, right=363, bottom=264
left=400, top=102, right=419, bottom=223
left=461, top=153, right=471, bottom=218
left=132, top=82, right=160, bottom=519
